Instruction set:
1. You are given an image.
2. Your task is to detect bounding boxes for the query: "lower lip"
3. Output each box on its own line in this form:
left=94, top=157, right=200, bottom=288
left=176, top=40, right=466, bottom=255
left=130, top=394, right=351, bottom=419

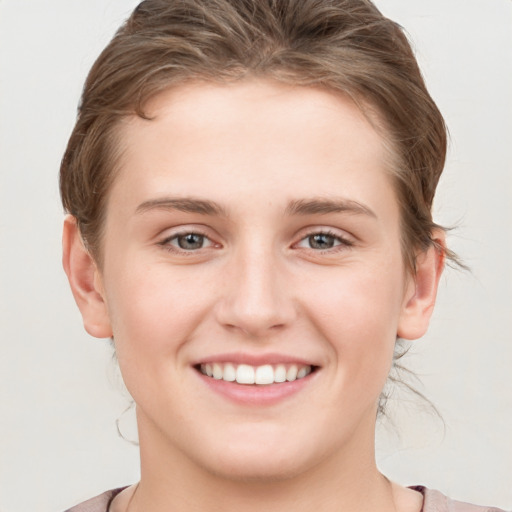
left=195, top=369, right=316, bottom=406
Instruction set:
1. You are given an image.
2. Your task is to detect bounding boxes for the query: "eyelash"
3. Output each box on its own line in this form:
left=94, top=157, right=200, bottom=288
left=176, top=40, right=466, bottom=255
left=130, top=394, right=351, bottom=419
left=158, top=229, right=353, bottom=255
left=158, top=230, right=214, bottom=254
left=295, top=229, right=354, bottom=253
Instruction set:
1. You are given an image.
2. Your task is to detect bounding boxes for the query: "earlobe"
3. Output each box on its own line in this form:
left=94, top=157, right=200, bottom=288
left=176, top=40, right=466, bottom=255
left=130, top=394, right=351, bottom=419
left=62, top=215, right=113, bottom=339
left=397, top=230, right=446, bottom=340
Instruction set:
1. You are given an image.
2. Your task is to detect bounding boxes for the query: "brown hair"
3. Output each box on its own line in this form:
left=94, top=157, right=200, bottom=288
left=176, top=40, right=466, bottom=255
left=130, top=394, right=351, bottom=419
left=60, top=0, right=451, bottom=270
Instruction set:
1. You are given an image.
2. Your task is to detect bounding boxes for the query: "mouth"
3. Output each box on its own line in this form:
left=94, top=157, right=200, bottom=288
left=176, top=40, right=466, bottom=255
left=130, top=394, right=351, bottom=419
left=195, top=362, right=316, bottom=385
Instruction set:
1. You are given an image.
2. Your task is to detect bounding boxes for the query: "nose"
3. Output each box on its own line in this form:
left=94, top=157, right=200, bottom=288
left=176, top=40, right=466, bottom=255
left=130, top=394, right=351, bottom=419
left=214, top=244, right=296, bottom=338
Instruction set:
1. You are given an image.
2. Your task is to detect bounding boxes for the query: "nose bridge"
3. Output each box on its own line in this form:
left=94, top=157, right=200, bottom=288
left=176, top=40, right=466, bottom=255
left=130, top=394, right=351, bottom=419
left=216, top=238, right=294, bottom=336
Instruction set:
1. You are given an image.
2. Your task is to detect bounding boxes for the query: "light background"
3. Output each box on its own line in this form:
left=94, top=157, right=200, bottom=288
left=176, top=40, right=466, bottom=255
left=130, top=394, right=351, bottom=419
left=0, top=1, right=511, bottom=511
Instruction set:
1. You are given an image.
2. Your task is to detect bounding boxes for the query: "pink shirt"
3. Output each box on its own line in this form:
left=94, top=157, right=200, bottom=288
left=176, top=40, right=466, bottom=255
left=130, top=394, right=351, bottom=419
left=64, top=486, right=506, bottom=512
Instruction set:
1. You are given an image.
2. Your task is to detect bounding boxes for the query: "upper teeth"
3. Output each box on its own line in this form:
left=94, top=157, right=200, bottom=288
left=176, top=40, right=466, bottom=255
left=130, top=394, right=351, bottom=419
left=199, top=363, right=312, bottom=385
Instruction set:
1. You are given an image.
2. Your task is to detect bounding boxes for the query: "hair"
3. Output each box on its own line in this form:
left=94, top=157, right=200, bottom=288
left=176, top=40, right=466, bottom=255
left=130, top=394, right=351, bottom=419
left=60, top=0, right=454, bottom=273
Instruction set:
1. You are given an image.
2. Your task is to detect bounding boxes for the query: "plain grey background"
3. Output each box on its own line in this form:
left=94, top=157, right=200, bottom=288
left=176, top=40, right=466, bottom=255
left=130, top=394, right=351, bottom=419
left=0, top=1, right=511, bottom=511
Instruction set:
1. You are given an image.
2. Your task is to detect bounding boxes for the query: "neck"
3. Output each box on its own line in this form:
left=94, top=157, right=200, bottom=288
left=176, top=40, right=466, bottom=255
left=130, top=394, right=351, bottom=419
left=130, top=411, right=399, bottom=512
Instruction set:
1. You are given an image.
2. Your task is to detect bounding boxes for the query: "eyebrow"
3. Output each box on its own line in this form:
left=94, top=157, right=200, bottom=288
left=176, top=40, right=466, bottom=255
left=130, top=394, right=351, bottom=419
left=135, top=196, right=376, bottom=219
left=136, top=197, right=228, bottom=217
left=285, top=198, right=377, bottom=218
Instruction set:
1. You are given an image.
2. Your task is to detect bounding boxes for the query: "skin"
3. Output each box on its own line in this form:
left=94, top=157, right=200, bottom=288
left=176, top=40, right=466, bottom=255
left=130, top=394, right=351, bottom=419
left=63, top=80, right=444, bottom=512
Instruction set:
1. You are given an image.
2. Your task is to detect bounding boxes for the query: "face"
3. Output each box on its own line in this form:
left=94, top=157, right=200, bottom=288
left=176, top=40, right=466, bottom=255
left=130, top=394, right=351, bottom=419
left=72, top=80, right=437, bottom=482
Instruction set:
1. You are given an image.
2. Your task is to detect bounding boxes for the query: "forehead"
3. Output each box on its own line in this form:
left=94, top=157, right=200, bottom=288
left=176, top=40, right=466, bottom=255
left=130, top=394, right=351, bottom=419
left=110, top=79, right=398, bottom=222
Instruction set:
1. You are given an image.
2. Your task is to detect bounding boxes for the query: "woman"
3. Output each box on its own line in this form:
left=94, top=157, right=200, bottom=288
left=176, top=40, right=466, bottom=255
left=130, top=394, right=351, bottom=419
left=60, top=1, right=504, bottom=511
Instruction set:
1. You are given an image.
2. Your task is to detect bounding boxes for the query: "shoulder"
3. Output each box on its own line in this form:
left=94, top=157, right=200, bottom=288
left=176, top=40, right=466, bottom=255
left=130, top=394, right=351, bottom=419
left=63, top=487, right=127, bottom=512
left=411, top=486, right=507, bottom=512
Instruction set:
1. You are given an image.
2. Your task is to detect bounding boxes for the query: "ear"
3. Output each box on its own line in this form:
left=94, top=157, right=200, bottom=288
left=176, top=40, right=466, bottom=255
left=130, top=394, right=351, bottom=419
left=397, top=230, right=446, bottom=340
left=62, top=215, right=113, bottom=338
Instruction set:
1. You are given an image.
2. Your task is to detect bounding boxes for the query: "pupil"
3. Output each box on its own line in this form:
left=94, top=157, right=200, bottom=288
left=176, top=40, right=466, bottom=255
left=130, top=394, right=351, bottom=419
left=309, top=234, right=334, bottom=249
left=178, top=234, right=204, bottom=250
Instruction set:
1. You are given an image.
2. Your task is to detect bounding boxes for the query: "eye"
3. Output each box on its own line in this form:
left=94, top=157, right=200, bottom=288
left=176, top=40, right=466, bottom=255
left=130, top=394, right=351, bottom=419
left=305, top=233, right=338, bottom=250
left=296, top=231, right=353, bottom=251
left=161, top=232, right=214, bottom=251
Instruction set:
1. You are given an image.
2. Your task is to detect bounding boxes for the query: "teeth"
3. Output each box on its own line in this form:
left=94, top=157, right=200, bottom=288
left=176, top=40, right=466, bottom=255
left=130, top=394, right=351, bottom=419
left=286, top=365, right=298, bottom=381
left=255, top=365, right=274, bottom=385
left=199, top=363, right=313, bottom=385
left=223, top=363, right=236, bottom=382
left=236, top=364, right=255, bottom=384
left=297, top=367, right=308, bottom=379
left=212, top=363, right=223, bottom=380
left=274, top=364, right=287, bottom=383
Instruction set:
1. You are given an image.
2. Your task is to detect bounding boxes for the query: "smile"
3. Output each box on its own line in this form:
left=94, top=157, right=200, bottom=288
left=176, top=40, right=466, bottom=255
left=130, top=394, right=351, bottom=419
left=198, top=363, right=313, bottom=385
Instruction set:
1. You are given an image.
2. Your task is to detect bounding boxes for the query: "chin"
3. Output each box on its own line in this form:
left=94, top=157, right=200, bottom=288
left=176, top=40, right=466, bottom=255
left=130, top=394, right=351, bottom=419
left=205, top=452, right=309, bottom=483
left=194, top=431, right=322, bottom=483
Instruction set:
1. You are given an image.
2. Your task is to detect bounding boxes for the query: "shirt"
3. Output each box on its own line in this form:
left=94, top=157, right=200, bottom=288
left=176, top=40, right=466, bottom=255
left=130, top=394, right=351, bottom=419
left=64, top=485, right=507, bottom=512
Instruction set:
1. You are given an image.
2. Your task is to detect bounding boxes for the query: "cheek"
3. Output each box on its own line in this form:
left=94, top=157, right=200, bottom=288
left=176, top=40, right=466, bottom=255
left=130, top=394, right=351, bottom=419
left=302, top=263, right=404, bottom=393
left=103, top=261, right=215, bottom=366
left=305, top=261, right=405, bottom=337
left=102, top=267, right=216, bottom=414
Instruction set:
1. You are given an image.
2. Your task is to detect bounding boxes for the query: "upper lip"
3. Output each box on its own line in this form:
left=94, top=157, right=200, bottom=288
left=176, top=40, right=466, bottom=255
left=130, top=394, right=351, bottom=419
left=191, top=352, right=319, bottom=367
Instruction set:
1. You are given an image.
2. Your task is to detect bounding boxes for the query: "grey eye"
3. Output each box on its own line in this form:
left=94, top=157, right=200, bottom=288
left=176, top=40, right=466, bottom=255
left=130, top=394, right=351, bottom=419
left=176, top=233, right=206, bottom=250
left=307, top=234, right=337, bottom=249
